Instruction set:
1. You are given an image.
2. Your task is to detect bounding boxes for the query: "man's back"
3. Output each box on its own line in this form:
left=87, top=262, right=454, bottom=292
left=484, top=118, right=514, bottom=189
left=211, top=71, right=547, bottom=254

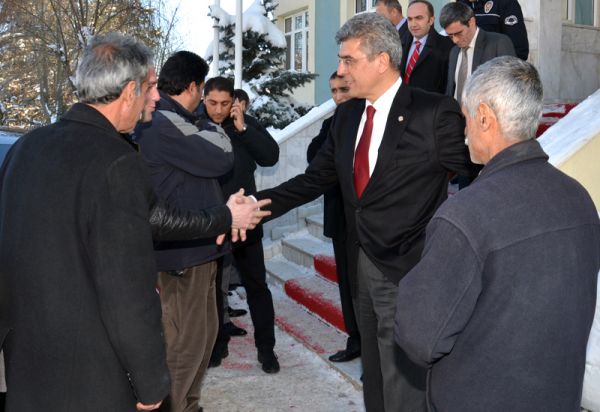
left=0, top=104, right=168, bottom=411
left=426, top=140, right=599, bottom=410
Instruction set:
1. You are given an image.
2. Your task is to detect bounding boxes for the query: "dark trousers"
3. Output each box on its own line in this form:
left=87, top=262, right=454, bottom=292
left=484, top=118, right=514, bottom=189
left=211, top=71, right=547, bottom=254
left=355, top=249, right=426, bottom=412
left=234, top=240, right=275, bottom=351
left=332, top=237, right=360, bottom=351
left=213, top=257, right=231, bottom=352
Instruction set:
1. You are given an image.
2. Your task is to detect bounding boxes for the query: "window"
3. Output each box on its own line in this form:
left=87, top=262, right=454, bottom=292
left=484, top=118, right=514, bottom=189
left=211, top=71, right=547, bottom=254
left=563, top=0, right=598, bottom=25
left=284, top=11, right=309, bottom=71
left=355, top=0, right=378, bottom=13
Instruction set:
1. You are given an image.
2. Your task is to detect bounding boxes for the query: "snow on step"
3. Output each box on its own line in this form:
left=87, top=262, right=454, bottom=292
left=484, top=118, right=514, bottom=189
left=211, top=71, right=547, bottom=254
left=306, top=214, right=329, bottom=242
left=282, top=233, right=334, bottom=269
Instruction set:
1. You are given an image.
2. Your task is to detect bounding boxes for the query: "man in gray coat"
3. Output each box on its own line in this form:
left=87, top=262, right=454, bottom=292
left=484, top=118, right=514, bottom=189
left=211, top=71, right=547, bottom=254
left=440, top=2, right=515, bottom=102
left=394, top=56, right=600, bottom=411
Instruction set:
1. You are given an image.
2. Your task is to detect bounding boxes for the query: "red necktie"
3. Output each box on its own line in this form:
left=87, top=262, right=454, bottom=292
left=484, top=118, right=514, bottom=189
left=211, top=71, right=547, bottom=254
left=404, top=40, right=421, bottom=84
left=354, top=105, right=376, bottom=199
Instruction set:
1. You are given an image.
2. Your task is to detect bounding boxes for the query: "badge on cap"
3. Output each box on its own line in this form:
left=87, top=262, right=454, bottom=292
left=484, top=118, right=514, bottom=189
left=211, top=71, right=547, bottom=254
left=484, top=1, right=494, bottom=13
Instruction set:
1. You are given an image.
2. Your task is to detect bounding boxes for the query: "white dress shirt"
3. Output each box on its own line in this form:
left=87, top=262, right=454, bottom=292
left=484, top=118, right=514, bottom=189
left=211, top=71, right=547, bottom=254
left=354, top=76, right=403, bottom=176
left=405, top=34, right=429, bottom=70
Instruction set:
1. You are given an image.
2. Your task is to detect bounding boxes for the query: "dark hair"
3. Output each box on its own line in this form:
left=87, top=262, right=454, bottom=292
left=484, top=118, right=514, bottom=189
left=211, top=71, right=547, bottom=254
left=203, top=76, right=234, bottom=97
left=329, top=71, right=343, bottom=80
left=233, top=88, right=250, bottom=104
left=158, top=51, right=209, bottom=95
left=377, top=0, right=402, bottom=14
left=408, top=0, right=434, bottom=17
left=439, top=2, right=474, bottom=29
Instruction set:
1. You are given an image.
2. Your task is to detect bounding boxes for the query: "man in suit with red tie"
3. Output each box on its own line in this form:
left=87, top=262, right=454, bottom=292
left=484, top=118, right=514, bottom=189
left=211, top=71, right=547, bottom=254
left=252, top=12, right=475, bottom=412
left=400, top=0, right=454, bottom=94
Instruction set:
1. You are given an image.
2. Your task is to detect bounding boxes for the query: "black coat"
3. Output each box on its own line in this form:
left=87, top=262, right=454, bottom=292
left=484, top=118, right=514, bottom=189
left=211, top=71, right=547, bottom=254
left=199, top=111, right=279, bottom=243
left=400, top=27, right=454, bottom=94
left=306, top=116, right=346, bottom=240
left=395, top=139, right=600, bottom=411
left=256, top=83, right=475, bottom=293
left=0, top=104, right=169, bottom=411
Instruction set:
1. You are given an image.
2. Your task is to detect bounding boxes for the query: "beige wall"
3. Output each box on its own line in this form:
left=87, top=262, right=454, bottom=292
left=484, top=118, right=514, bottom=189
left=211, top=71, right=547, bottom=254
left=274, top=0, right=315, bottom=105
left=558, top=134, right=600, bottom=209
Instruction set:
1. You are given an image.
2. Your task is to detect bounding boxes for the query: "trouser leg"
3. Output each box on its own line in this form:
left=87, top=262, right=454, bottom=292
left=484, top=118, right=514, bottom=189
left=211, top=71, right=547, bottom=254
left=333, top=237, right=360, bottom=351
left=356, top=249, right=426, bottom=412
left=157, top=261, right=218, bottom=412
left=233, top=241, right=275, bottom=351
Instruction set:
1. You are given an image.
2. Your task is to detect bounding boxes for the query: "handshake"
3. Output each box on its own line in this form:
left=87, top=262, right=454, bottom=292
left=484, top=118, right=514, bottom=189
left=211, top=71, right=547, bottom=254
left=217, top=189, right=271, bottom=245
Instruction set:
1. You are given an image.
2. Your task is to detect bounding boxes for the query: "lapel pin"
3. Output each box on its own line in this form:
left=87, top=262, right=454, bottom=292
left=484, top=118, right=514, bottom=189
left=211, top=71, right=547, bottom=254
left=398, top=116, right=404, bottom=122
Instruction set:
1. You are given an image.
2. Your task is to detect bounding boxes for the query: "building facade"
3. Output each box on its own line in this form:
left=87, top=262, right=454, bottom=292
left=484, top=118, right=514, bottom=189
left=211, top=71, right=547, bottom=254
left=273, top=0, right=600, bottom=105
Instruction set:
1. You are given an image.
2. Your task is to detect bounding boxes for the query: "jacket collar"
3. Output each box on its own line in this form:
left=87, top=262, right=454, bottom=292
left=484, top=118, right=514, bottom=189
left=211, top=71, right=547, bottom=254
left=62, top=103, right=141, bottom=150
left=478, top=139, right=549, bottom=180
left=157, top=90, right=198, bottom=124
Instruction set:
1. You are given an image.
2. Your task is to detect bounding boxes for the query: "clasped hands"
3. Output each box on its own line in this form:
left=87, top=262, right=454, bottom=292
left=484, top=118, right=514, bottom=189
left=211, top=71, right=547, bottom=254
left=216, top=189, right=271, bottom=245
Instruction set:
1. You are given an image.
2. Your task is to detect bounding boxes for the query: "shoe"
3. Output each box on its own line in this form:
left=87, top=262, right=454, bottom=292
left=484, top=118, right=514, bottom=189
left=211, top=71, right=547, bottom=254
left=228, top=306, right=248, bottom=317
left=257, top=350, right=280, bottom=374
left=224, top=321, right=247, bottom=336
left=328, top=348, right=361, bottom=362
left=208, top=345, right=229, bottom=368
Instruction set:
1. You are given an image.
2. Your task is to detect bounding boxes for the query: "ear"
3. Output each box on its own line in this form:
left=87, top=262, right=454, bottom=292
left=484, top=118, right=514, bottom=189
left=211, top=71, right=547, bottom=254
left=186, top=81, right=198, bottom=94
left=378, top=52, right=391, bottom=74
left=478, top=102, right=497, bottom=132
left=121, top=80, right=137, bottom=107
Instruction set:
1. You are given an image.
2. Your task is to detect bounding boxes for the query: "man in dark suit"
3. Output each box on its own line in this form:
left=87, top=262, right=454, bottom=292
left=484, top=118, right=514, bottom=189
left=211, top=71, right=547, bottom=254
left=375, top=0, right=410, bottom=44
left=252, top=12, right=475, bottom=412
left=306, top=72, right=360, bottom=364
left=400, top=0, right=454, bottom=94
left=441, top=2, right=516, bottom=102
left=458, top=0, right=529, bottom=60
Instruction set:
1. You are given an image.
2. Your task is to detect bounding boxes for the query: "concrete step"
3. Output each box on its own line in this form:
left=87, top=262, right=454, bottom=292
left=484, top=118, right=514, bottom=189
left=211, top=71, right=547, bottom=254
left=266, top=255, right=344, bottom=332
left=306, top=214, right=329, bottom=242
left=281, top=231, right=333, bottom=269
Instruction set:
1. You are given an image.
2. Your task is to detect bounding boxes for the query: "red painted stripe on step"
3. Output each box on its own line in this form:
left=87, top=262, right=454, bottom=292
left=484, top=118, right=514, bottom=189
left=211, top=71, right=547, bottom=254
left=284, top=279, right=346, bottom=333
left=314, top=254, right=338, bottom=283
left=275, top=314, right=328, bottom=354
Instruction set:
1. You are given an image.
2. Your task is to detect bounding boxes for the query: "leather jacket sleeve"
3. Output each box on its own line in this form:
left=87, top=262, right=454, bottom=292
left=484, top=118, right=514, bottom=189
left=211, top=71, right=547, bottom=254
left=149, top=198, right=232, bottom=241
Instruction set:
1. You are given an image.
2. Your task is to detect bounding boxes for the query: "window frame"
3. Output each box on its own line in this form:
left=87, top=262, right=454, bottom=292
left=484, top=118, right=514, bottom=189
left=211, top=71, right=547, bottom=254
left=284, top=10, right=309, bottom=72
left=563, top=0, right=599, bottom=26
left=355, top=0, right=378, bottom=14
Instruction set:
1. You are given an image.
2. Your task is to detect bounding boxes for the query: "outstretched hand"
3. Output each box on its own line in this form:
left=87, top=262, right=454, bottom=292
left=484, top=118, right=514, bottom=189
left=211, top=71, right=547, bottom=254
left=217, top=189, right=271, bottom=244
left=136, top=401, right=162, bottom=411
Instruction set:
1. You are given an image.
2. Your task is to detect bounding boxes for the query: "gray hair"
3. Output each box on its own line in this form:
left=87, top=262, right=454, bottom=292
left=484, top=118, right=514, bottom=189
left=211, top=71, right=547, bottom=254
left=335, top=12, right=403, bottom=68
left=439, top=2, right=474, bottom=29
left=74, top=32, right=153, bottom=104
left=463, top=56, right=543, bottom=142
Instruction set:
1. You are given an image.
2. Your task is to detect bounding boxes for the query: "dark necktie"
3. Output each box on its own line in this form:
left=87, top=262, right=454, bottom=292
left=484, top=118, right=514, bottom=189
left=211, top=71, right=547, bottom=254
left=404, top=40, right=421, bottom=84
left=354, top=105, right=376, bottom=199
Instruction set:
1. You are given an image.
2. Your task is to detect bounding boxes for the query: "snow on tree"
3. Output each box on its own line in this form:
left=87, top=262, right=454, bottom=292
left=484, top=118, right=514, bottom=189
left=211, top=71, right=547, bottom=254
left=206, top=0, right=317, bottom=129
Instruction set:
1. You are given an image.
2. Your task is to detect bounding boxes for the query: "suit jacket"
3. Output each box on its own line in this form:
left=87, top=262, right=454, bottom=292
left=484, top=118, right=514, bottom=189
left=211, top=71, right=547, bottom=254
left=400, top=28, right=454, bottom=94
left=256, top=83, right=475, bottom=294
left=398, top=21, right=411, bottom=45
left=446, top=29, right=516, bottom=98
left=306, top=116, right=346, bottom=240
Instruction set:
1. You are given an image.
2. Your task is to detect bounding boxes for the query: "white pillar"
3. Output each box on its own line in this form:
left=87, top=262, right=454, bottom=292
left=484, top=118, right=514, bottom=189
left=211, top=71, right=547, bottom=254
left=526, top=0, right=562, bottom=101
left=234, top=0, right=243, bottom=88
left=212, top=0, right=221, bottom=77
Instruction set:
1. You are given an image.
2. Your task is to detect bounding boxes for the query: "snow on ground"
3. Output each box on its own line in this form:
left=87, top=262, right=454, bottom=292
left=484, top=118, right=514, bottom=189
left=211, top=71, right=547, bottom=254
left=201, top=290, right=365, bottom=412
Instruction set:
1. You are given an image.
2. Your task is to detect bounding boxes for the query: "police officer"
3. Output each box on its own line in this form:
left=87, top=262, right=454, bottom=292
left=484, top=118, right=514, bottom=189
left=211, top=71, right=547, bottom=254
left=458, top=0, right=529, bottom=60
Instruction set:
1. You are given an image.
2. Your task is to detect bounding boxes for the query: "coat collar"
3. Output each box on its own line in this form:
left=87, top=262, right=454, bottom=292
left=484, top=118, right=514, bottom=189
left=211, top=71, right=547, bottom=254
left=157, top=90, right=199, bottom=124
left=478, top=139, right=549, bottom=180
left=61, top=103, right=120, bottom=137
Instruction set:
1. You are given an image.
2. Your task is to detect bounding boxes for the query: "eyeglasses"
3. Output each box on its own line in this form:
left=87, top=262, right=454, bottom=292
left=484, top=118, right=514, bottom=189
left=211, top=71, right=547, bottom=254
left=338, top=55, right=369, bottom=68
